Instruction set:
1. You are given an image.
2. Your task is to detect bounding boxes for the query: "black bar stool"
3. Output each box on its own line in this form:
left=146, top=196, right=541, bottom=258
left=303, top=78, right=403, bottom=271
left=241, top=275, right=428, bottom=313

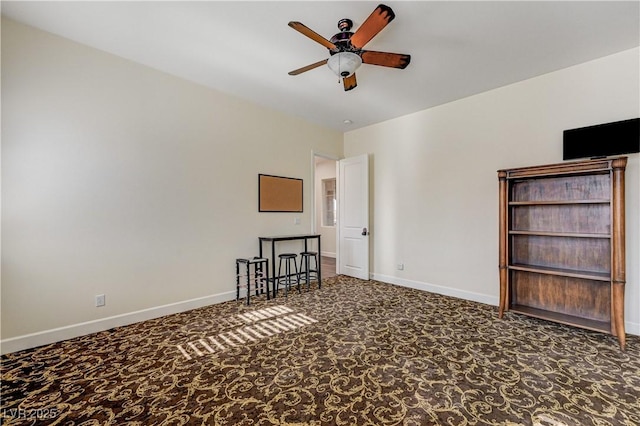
left=235, top=257, right=269, bottom=305
left=277, top=253, right=300, bottom=297
left=298, top=251, right=319, bottom=291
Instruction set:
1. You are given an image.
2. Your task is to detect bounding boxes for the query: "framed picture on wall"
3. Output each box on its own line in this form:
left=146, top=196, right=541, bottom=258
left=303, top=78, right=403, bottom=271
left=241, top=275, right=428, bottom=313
left=258, top=174, right=303, bottom=212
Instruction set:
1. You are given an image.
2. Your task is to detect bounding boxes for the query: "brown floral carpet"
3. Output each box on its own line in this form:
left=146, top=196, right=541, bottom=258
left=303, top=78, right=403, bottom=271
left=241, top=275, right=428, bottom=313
left=1, top=275, right=639, bottom=425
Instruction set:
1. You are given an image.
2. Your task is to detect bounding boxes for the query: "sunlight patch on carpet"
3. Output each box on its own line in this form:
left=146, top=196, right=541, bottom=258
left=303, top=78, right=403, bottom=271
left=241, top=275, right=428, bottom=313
left=176, top=305, right=317, bottom=360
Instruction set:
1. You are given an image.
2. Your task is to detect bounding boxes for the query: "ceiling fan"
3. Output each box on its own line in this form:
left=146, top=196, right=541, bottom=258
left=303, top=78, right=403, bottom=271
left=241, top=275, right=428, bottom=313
left=288, top=3, right=411, bottom=91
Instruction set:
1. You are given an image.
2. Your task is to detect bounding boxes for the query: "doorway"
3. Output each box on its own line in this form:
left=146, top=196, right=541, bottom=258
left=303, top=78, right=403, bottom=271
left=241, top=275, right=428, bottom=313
left=313, top=154, right=338, bottom=278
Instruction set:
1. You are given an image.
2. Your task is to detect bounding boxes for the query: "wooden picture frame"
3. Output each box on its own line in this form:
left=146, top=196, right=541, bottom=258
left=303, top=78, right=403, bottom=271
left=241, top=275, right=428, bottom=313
left=258, top=174, right=303, bottom=212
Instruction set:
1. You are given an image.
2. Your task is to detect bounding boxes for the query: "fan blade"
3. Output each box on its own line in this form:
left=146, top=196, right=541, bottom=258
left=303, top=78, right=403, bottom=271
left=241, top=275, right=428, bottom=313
left=289, top=59, right=328, bottom=76
left=361, top=51, right=411, bottom=69
left=288, top=21, right=337, bottom=50
left=343, top=73, right=357, bottom=91
left=349, top=4, right=395, bottom=49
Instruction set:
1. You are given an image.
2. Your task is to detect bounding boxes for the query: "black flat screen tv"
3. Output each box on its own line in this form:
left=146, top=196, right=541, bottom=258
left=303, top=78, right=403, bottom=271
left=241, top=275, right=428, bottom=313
left=563, top=118, right=639, bottom=160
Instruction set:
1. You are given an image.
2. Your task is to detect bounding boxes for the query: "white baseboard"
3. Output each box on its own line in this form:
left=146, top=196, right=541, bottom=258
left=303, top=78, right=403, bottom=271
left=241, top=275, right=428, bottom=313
left=627, top=322, right=640, bottom=336
left=0, top=290, right=236, bottom=355
left=321, top=251, right=336, bottom=258
left=372, top=273, right=499, bottom=306
left=371, top=272, right=640, bottom=336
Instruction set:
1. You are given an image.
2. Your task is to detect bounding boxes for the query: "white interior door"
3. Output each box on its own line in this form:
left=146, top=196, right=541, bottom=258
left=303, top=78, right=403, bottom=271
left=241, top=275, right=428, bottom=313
left=338, top=154, right=370, bottom=280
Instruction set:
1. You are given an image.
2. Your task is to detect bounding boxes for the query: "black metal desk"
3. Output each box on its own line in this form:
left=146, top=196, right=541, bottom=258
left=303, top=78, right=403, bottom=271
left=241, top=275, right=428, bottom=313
left=259, top=234, right=321, bottom=298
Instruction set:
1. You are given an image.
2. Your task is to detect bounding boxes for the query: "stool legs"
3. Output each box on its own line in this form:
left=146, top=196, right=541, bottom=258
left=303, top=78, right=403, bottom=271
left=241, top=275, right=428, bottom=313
left=292, top=258, right=300, bottom=294
left=236, top=260, right=241, bottom=301
left=235, top=258, right=269, bottom=305
left=277, top=254, right=300, bottom=297
left=299, top=252, right=319, bottom=290
left=245, top=261, right=251, bottom=305
left=254, top=259, right=268, bottom=297
left=277, top=257, right=284, bottom=296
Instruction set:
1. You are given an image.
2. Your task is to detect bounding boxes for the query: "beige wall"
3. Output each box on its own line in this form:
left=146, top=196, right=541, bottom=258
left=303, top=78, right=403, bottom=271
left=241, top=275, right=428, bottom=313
left=1, top=19, right=342, bottom=348
left=345, top=47, right=640, bottom=334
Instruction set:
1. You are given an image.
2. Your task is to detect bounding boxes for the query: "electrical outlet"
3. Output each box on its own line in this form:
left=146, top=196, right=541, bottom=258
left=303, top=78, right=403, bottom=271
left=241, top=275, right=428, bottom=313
left=95, top=294, right=106, bottom=307
left=294, top=217, right=301, bottom=225
left=397, top=263, right=404, bottom=271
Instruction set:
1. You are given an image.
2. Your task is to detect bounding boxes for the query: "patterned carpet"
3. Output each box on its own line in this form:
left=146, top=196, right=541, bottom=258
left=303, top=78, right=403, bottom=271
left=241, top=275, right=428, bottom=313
left=1, top=275, right=639, bottom=425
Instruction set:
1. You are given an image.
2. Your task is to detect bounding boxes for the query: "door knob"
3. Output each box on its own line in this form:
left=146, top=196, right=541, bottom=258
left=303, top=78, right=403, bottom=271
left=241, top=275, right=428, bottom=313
left=362, top=227, right=368, bottom=236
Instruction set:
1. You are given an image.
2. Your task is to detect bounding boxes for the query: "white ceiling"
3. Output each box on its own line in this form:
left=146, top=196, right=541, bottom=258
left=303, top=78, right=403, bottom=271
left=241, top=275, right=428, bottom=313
left=2, top=1, right=639, bottom=132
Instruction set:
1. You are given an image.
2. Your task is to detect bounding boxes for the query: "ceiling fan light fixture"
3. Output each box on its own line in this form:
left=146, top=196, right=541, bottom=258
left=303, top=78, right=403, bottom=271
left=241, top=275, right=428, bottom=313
left=327, top=52, right=362, bottom=77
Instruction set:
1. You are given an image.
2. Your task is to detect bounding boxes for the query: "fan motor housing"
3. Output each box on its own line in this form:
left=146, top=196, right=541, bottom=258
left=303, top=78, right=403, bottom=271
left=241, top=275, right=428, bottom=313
left=330, top=18, right=358, bottom=53
left=330, top=31, right=354, bottom=50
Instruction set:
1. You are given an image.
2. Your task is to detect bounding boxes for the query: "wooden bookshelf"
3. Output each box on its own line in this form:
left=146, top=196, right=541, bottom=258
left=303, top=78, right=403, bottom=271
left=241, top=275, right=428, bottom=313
left=498, top=157, right=627, bottom=349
